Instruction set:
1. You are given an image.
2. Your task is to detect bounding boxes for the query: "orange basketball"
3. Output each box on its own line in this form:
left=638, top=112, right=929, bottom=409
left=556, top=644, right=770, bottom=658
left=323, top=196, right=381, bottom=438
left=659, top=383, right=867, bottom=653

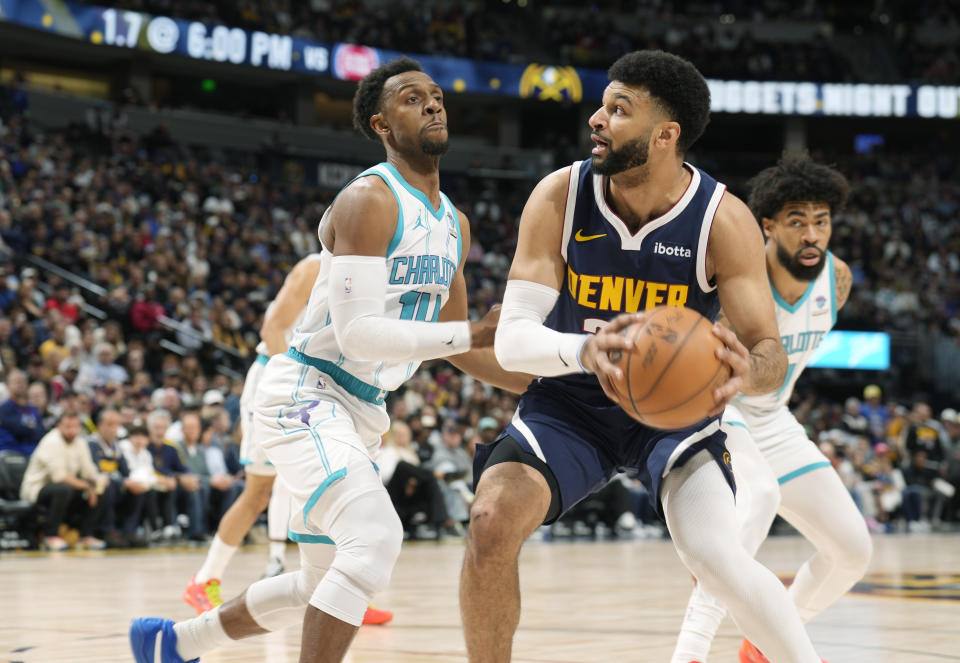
left=607, top=306, right=730, bottom=429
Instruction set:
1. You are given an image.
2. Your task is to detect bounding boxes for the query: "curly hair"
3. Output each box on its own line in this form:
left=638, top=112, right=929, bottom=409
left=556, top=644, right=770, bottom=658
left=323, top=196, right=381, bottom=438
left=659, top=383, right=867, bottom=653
left=607, top=50, right=710, bottom=154
left=747, top=153, right=850, bottom=221
left=352, top=57, right=424, bottom=141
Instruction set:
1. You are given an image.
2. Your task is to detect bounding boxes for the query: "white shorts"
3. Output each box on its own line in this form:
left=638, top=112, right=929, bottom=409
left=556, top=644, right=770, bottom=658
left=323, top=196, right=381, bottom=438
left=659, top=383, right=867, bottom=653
left=725, top=404, right=831, bottom=485
left=239, top=354, right=274, bottom=476
left=252, top=352, right=390, bottom=542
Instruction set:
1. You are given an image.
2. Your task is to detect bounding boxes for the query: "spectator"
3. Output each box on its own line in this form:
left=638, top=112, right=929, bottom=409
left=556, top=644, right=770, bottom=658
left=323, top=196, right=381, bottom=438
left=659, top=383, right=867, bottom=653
left=18, top=412, right=105, bottom=551
left=75, top=341, right=129, bottom=392
left=146, top=409, right=202, bottom=541
left=27, top=380, right=57, bottom=430
left=860, top=384, right=889, bottom=445
left=424, top=419, right=473, bottom=531
left=199, top=416, right=243, bottom=526
left=88, top=408, right=148, bottom=547
left=841, top=397, right=870, bottom=438
left=44, top=283, right=80, bottom=324
left=0, top=369, right=46, bottom=454
left=118, top=424, right=158, bottom=543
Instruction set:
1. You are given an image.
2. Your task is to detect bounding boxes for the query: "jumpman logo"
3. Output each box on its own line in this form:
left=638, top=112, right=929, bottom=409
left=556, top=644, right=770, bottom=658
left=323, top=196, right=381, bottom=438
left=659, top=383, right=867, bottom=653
left=412, top=211, right=427, bottom=231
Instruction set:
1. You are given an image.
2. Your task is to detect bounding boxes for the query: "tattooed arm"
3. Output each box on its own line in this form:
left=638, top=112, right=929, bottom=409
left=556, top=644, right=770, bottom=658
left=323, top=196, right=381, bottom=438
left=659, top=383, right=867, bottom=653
left=834, top=256, right=853, bottom=311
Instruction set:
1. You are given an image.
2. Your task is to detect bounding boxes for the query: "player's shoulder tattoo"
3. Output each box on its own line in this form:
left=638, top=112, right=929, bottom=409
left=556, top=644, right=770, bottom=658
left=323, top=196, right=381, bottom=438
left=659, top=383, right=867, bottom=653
left=834, top=257, right=852, bottom=310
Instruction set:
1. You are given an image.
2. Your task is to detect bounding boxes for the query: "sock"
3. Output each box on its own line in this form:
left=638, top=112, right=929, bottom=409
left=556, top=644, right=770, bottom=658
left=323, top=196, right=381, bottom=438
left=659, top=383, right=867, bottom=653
left=196, top=534, right=238, bottom=583
left=269, top=540, right=286, bottom=561
left=174, top=606, right=233, bottom=660
left=671, top=583, right=727, bottom=663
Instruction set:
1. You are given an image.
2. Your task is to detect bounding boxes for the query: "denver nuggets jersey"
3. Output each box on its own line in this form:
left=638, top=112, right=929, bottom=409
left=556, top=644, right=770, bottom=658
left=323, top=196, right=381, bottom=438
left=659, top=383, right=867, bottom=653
left=254, top=253, right=323, bottom=357
left=543, top=159, right=726, bottom=396
left=288, top=163, right=462, bottom=394
left=735, top=252, right=837, bottom=416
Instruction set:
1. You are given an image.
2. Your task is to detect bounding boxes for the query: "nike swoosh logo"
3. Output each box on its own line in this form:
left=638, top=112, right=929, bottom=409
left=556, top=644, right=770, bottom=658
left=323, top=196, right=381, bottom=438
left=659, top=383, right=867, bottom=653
left=575, top=229, right=607, bottom=242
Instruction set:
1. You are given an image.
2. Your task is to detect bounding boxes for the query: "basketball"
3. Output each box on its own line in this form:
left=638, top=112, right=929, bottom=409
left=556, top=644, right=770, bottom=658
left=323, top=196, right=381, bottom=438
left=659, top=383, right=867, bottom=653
left=607, top=306, right=730, bottom=429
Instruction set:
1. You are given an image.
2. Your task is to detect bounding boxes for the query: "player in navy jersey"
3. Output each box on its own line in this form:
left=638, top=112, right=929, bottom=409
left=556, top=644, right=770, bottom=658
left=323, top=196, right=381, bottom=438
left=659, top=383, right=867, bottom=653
left=460, top=51, right=823, bottom=663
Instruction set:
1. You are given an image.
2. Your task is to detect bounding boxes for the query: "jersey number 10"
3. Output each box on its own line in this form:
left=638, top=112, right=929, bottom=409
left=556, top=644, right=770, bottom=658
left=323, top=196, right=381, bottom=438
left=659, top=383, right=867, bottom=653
left=399, top=291, right=443, bottom=322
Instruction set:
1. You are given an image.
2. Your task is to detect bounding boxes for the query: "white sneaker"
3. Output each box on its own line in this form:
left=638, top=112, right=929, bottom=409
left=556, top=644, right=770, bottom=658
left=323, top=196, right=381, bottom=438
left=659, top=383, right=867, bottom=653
left=262, top=556, right=285, bottom=578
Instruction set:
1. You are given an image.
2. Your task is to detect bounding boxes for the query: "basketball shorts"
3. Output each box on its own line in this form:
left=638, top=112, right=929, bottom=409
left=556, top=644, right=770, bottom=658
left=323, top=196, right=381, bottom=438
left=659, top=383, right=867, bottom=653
left=252, top=351, right=390, bottom=544
left=725, top=403, right=832, bottom=485
left=239, top=354, right=273, bottom=476
left=473, top=379, right=734, bottom=522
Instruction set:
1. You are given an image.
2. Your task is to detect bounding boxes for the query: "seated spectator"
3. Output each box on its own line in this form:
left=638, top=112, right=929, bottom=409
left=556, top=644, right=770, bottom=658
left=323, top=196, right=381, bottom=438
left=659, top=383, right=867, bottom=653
left=941, top=409, right=960, bottom=524
left=0, top=369, right=45, bottom=455
left=380, top=420, right=451, bottom=540
left=18, top=412, right=105, bottom=551
left=27, top=380, right=57, bottom=430
left=88, top=407, right=148, bottom=547
left=146, top=409, right=203, bottom=542
left=118, top=424, right=158, bottom=542
left=423, top=419, right=473, bottom=530
left=841, top=397, right=869, bottom=438
left=75, top=341, right=129, bottom=392
left=199, top=416, right=243, bottom=527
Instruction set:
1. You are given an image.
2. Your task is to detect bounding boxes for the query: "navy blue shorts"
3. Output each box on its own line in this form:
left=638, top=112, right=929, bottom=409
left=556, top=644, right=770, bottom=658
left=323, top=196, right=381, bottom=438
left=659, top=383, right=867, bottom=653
left=473, top=378, right=735, bottom=522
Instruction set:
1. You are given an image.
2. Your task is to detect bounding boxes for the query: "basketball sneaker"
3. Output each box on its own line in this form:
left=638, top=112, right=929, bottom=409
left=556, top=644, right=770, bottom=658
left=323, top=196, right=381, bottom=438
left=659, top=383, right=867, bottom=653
left=182, top=575, right=223, bottom=615
left=362, top=606, right=394, bottom=625
left=129, top=617, right=198, bottom=663
left=739, top=639, right=828, bottom=663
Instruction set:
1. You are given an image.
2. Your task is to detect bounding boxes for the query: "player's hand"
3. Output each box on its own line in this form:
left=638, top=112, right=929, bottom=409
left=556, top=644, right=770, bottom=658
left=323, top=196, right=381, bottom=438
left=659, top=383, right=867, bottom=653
left=469, top=304, right=501, bottom=348
left=580, top=312, right=644, bottom=405
left=708, top=323, right=750, bottom=416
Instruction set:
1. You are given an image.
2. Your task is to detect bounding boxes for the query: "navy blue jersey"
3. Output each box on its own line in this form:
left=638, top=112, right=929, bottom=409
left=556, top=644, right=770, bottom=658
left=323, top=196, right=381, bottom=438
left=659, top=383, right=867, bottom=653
left=543, top=159, right=726, bottom=402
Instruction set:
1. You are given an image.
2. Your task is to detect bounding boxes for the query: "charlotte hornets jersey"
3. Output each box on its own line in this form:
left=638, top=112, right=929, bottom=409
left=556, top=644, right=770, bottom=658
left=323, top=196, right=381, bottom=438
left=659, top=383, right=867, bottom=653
left=542, top=159, right=726, bottom=396
left=735, top=252, right=837, bottom=417
left=288, top=163, right=462, bottom=394
left=253, top=253, right=323, bottom=357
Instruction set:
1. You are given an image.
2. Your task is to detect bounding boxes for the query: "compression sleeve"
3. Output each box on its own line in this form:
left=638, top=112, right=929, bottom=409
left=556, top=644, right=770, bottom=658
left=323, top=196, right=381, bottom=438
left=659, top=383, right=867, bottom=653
left=494, top=279, right=590, bottom=376
left=327, top=255, right=471, bottom=362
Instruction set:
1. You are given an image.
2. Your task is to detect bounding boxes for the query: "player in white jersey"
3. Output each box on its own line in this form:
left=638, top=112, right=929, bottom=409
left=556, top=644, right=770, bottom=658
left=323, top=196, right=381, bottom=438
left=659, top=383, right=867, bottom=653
left=130, top=57, right=531, bottom=663
left=671, top=155, right=871, bottom=663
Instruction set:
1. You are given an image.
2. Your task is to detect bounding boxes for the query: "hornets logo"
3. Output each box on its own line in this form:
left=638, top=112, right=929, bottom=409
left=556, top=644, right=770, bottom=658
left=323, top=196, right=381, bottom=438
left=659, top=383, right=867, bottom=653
left=520, top=64, right=583, bottom=103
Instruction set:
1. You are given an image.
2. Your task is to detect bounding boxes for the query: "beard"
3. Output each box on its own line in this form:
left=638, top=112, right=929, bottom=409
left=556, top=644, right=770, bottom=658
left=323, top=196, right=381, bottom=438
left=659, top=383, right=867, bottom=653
left=420, top=134, right=449, bottom=156
left=591, top=134, right=650, bottom=176
left=776, top=243, right=826, bottom=281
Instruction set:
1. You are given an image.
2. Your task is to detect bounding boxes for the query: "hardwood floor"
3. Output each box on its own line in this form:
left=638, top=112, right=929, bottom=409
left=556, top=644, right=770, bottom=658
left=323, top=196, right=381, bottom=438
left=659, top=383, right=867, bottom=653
left=2, top=533, right=959, bottom=662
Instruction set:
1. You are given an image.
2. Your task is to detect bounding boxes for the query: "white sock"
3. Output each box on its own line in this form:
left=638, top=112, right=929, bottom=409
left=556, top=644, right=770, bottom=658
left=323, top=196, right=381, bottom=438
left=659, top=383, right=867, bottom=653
left=670, top=584, right=726, bottom=663
left=196, top=534, right=238, bottom=583
left=174, top=606, right=233, bottom=660
left=269, top=540, right=287, bottom=561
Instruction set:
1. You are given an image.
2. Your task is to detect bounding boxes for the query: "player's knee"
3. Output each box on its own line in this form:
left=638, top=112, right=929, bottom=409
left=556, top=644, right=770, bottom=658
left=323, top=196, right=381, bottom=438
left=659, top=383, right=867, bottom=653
left=332, top=511, right=403, bottom=596
left=752, top=473, right=781, bottom=518
left=838, top=524, right=873, bottom=574
left=466, top=498, right=527, bottom=563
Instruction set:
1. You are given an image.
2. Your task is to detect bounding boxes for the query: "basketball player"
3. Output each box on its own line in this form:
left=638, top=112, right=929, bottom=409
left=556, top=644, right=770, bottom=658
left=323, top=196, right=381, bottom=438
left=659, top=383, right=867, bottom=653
left=180, top=254, right=393, bottom=626
left=671, top=155, right=871, bottom=663
left=130, top=56, right=531, bottom=663
left=460, top=50, right=824, bottom=663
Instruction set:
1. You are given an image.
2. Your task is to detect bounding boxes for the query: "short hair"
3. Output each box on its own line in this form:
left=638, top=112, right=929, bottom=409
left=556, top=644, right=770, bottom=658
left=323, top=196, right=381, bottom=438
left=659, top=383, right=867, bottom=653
left=97, top=407, right=121, bottom=424
left=747, top=153, right=850, bottom=222
left=57, top=411, right=80, bottom=424
left=127, top=425, right=149, bottom=439
left=146, top=408, right=171, bottom=428
left=352, top=57, right=424, bottom=141
left=607, top=50, right=711, bottom=153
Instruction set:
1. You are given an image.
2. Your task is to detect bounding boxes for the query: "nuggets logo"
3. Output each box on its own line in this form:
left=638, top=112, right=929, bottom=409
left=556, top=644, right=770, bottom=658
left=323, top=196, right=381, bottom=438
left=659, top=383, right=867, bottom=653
left=344, top=277, right=353, bottom=294
left=520, top=64, right=583, bottom=103
left=847, top=572, right=960, bottom=601
left=816, top=295, right=827, bottom=308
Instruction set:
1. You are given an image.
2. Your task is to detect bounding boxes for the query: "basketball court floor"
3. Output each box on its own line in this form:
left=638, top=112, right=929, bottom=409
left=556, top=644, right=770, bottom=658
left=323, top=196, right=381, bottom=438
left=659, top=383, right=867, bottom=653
left=2, top=533, right=959, bottom=662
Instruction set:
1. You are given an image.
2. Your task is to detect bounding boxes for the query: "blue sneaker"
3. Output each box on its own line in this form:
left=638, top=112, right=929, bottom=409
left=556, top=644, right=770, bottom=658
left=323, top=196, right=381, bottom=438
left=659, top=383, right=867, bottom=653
left=129, top=617, right=199, bottom=663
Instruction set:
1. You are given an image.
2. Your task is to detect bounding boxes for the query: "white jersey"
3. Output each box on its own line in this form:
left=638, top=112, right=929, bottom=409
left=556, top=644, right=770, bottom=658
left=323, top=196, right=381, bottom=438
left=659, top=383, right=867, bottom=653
left=287, top=162, right=462, bottom=397
left=735, top=251, right=837, bottom=420
left=253, top=253, right=323, bottom=358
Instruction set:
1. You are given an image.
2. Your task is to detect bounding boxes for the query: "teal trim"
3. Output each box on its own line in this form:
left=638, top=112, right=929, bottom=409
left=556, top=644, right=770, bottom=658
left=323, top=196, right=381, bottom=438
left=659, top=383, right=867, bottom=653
left=285, top=348, right=388, bottom=405
left=372, top=461, right=380, bottom=472
left=308, top=427, right=331, bottom=474
left=773, top=364, right=797, bottom=400
left=827, top=251, right=837, bottom=325
left=771, top=276, right=816, bottom=314
left=382, top=162, right=444, bottom=220
left=778, top=461, right=831, bottom=485
left=302, top=467, right=348, bottom=531
left=239, top=458, right=274, bottom=467
left=373, top=166, right=406, bottom=257
left=288, top=531, right=335, bottom=545
left=256, top=353, right=270, bottom=366
left=726, top=420, right=748, bottom=429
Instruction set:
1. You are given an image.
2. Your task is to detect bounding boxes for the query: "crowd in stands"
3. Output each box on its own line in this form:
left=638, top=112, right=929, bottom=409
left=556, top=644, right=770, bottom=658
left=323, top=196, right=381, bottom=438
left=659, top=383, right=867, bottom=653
left=2, top=61, right=960, bottom=551
left=74, top=0, right=960, bottom=83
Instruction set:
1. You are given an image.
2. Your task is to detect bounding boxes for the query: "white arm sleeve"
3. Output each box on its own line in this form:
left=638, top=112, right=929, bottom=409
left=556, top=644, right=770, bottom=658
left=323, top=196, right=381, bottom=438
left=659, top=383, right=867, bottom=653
left=328, top=255, right=471, bottom=363
left=494, top=279, right=590, bottom=376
